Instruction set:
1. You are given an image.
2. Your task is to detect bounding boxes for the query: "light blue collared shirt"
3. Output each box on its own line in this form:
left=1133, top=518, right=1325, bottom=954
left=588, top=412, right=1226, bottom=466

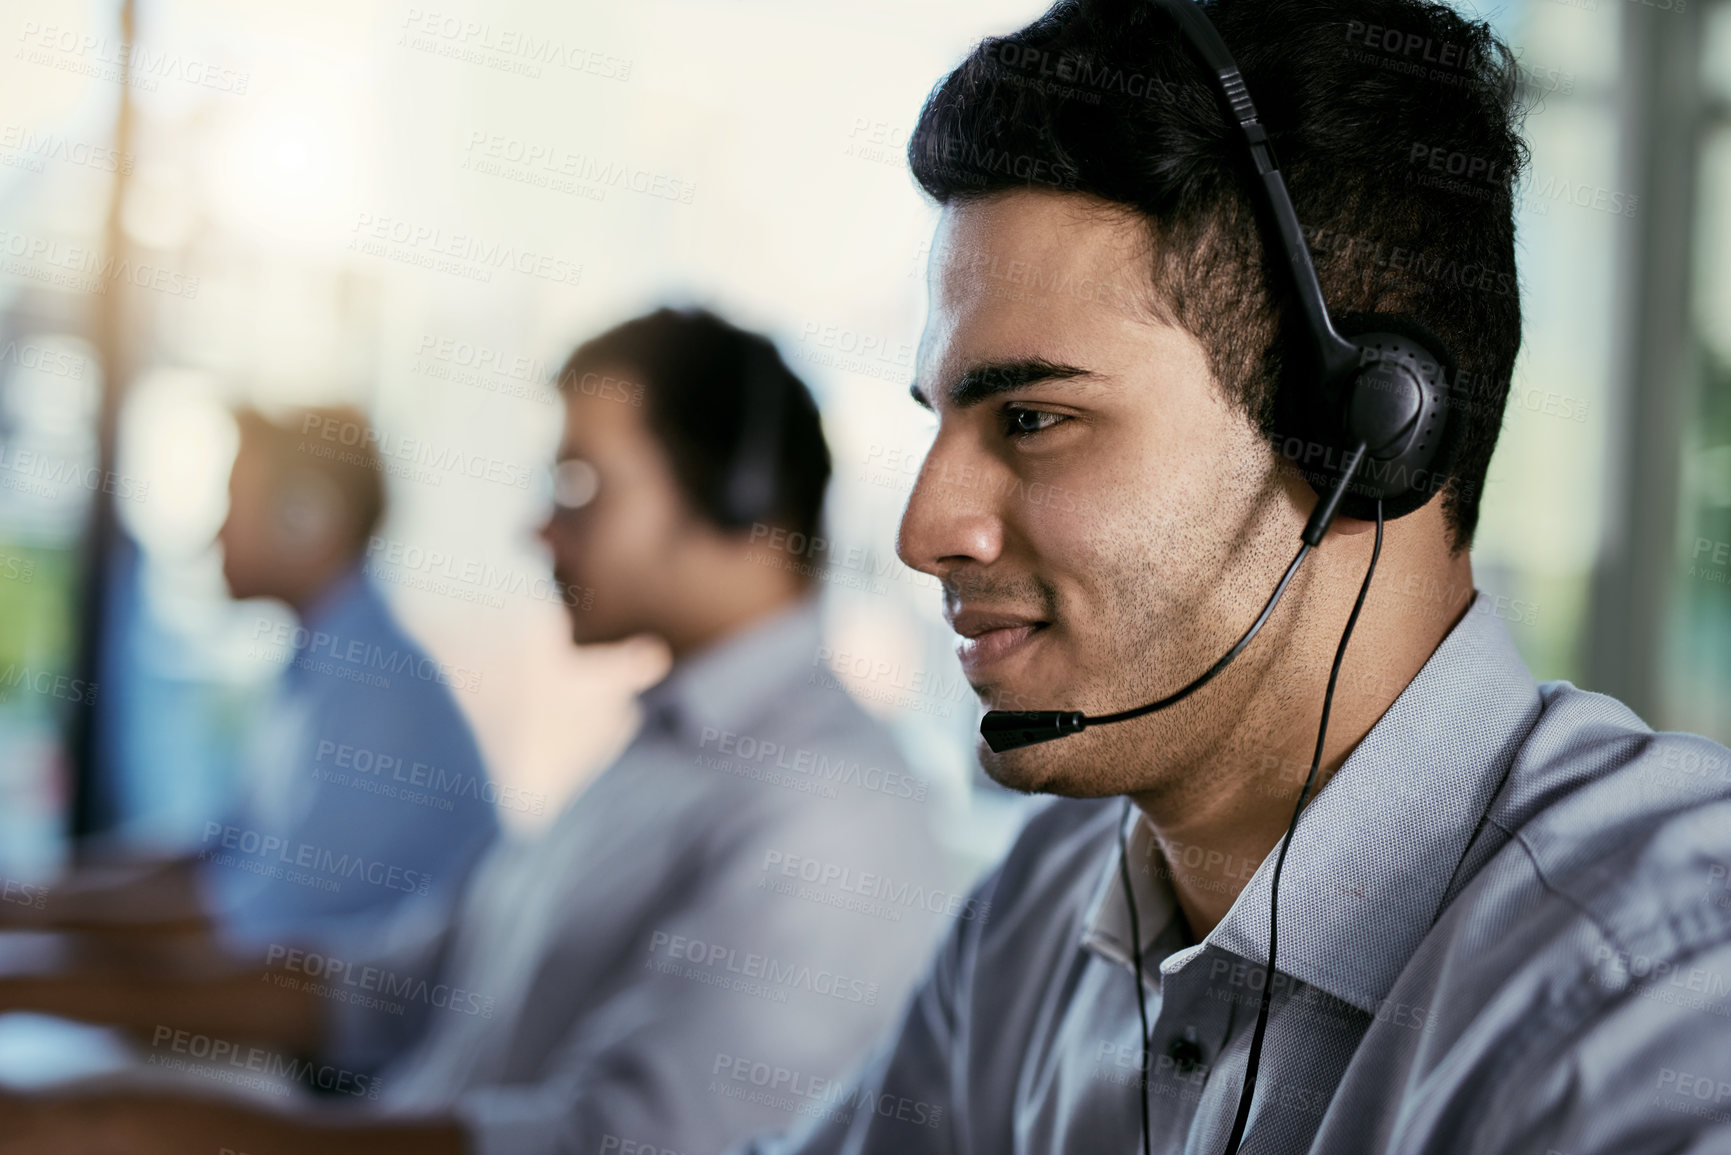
left=738, top=592, right=1731, bottom=1154
left=202, top=568, right=499, bottom=958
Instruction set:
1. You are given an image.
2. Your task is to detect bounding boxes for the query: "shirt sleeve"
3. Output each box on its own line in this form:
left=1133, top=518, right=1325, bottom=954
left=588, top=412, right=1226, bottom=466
left=1466, top=935, right=1731, bottom=1155
left=727, top=858, right=1006, bottom=1155
left=318, top=880, right=466, bottom=1075
left=727, top=937, right=965, bottom=1155
left=208, top=675, right=499, bottom=959
left=452, top=793, right=965, bottom=1155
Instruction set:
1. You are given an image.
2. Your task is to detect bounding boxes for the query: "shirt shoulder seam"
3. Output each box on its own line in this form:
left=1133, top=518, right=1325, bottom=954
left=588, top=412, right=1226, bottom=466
left=1505, top=822, right=1623, bottom=951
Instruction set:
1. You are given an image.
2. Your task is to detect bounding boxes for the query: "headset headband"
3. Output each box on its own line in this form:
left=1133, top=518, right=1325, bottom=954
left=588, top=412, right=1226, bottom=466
left=1146, top=0, right=1361, bottom=387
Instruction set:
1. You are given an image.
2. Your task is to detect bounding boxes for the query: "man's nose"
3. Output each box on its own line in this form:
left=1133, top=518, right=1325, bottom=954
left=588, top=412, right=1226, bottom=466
left=896, top=434, right=1005, bottom=579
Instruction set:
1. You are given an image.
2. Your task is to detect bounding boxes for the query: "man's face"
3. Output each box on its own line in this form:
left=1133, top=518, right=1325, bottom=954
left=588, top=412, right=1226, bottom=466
left=538, top=374, right=691, bottom=645
left=898, top=190, right=1302, bottom=799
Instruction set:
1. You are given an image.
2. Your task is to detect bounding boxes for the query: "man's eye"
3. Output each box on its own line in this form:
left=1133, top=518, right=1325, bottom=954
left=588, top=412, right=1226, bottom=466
left=1004, top=406, right=1066, bottom=436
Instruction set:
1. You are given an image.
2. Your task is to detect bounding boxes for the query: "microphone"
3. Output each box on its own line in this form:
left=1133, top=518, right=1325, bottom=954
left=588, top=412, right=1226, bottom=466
left=978, top=443, right=1366, bottom=753
left=980, top=709, right=1087, bottom=751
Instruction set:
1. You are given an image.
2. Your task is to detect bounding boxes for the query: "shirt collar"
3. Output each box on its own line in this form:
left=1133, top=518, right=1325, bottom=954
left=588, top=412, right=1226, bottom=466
left=1083, top=592, right=1542, bottom=1014
left=1080, top=806, right=1184, bottom=992
left=637, top=596, right=825, bottom=742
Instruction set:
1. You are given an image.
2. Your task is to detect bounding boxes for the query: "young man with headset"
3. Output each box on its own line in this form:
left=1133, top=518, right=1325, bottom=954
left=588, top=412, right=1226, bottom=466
left=740, top=0, right=1731, bottom=1152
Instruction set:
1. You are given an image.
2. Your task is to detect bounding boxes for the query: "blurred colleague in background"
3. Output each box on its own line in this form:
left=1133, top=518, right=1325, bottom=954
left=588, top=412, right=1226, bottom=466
left=0, top=405, right=497, bottom=956
left=0, top=309, right=958, bottom=1155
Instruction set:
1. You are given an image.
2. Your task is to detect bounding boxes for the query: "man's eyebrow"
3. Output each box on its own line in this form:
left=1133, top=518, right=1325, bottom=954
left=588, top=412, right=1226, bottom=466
left=909, top=357, right=1092, bottom=411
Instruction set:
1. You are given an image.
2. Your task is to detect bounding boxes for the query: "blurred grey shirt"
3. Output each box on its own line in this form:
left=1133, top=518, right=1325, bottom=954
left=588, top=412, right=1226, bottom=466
left=738, top=592, right=1731, bottom=1154
left=341, top=596, right=960, bottom=1155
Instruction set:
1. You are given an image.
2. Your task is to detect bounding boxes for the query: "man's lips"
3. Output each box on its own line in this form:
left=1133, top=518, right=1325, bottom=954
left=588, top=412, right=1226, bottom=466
left=948, top=610, right=1049, bottom=675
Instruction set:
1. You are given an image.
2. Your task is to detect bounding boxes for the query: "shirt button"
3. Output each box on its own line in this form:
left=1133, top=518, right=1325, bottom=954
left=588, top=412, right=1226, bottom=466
left=1166, top=1036, right=1205, bottom=1074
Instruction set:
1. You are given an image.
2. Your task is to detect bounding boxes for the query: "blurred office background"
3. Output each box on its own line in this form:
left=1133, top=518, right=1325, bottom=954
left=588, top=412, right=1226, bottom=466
left=0, top=0, right=1725, bottom=882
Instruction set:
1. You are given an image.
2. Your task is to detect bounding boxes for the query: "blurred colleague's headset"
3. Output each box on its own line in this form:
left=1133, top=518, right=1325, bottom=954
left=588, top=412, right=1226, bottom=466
left=719, top=341, right=787, bottom=528
left=974, top=2, right=1461, bottom=1153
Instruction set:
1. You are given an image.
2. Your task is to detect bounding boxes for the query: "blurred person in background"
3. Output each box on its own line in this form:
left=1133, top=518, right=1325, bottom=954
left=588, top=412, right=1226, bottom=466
left=0, top=405, right=498, bottom=957
left=0, top=308, right=959, bottom=1155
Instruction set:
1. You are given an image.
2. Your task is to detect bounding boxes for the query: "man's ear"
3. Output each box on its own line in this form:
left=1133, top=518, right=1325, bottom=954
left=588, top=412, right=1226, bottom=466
left=1330, top=515, right=1378, bottom=536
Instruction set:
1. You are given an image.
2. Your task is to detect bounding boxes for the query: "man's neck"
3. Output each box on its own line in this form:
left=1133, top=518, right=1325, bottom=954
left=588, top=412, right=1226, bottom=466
left=662, top=583, right=810, bottom=664
left=1133, top=546, right=1475, bottom=941
left=283, top=553, right=358, bottom=621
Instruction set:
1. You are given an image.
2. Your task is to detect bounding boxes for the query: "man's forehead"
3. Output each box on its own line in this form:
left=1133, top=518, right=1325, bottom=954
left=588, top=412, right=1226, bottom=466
left=929, top=191, right=1151, bottom=294
left=559, top=384, right=639, bottom=451
left=917, top=192, right=1154, bottom=400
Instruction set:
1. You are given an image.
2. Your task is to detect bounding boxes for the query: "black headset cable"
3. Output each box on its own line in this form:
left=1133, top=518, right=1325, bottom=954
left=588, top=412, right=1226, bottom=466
left=1118, top=797, right=1153, bottom=1155
left=1116, top=501, right=1385, bottom=1155
left=1219, top=499, right=1384, bottom=1155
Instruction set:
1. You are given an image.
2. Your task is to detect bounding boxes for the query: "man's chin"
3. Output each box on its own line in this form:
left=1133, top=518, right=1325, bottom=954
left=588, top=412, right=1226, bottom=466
left=977, top=736, right=1126, bottom=799
left=970, top=674, right=1107, bottom=797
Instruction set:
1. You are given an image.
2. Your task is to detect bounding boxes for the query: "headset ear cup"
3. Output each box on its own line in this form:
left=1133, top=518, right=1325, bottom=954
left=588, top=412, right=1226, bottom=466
left=720, top=343, right=785, bottom=530
left=1336, top=313, right=1460, bottom=522
left=723, top=455, right=777, bottom=528
left=1294, top=309, right=1454, bottom=522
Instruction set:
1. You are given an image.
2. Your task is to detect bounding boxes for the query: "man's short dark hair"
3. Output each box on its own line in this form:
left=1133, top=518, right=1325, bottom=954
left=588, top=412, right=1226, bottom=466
left=908, top=0, right=1528, bottom=550
left=557, top=307, right=831, bottom=541
left=234, top=404, right=386, bottom=552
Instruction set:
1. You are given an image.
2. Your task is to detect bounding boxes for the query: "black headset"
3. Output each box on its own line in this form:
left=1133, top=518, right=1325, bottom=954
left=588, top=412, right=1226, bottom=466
left=1152, top=0, right=1458, bottom=526
left=718, top=341, right=787, bottom=528
left=972, top=2, right=1458, bottom=1153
